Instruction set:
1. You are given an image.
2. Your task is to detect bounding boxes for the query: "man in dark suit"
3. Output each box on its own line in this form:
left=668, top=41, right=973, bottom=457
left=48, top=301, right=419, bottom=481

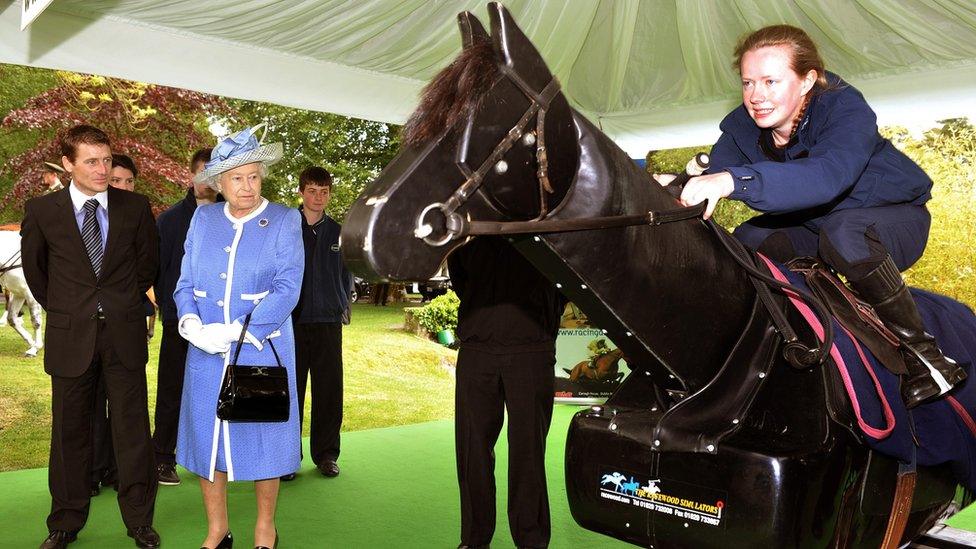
left=21, top=125, right=161, bottom=549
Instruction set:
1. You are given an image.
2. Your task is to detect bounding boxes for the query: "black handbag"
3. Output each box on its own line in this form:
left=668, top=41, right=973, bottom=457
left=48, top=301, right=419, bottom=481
left=216, top=314, right=290, bottom=422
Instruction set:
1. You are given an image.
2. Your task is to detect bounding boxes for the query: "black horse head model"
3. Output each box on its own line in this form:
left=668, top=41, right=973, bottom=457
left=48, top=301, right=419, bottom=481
left=343, top=3, right=577, bottom=282
left=343, top=3, right=973, bottom=547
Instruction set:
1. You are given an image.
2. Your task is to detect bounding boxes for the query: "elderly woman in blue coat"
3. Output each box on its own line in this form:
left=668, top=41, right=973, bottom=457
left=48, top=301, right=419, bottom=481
left=675, top=25, right=965, bottom=409
left=175, top=125, right=302, bottom=549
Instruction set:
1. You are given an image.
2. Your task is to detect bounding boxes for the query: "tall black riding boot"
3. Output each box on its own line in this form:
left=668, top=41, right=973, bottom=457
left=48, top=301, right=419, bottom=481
left=850, top=256, right=967, bottom=409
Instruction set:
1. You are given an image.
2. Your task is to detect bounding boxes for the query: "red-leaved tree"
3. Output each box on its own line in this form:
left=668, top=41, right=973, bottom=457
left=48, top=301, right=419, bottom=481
left=1, top=72, right=228, bottom=214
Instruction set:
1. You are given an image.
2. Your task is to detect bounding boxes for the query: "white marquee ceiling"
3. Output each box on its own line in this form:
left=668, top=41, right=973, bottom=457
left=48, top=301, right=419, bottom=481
left=3, top=1, right=976, bottom=156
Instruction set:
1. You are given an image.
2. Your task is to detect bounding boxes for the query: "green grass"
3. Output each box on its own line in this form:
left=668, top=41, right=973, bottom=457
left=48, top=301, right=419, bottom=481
left=0, top=302, right=456, bottom=471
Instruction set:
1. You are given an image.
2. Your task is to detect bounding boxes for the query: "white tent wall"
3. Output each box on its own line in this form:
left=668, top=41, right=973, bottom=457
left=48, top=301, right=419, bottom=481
left=0, top=1, right=424, bottom=125
left=3, top=1, right=976, bottom=157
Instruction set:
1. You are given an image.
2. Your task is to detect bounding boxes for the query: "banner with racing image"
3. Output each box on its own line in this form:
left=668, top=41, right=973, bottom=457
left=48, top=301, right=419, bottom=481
left=555, top=302, right=630, bottom=404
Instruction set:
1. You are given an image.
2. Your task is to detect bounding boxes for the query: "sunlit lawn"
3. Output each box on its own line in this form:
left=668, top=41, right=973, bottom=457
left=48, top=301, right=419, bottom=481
left=0, top=302, right=457, bottom=471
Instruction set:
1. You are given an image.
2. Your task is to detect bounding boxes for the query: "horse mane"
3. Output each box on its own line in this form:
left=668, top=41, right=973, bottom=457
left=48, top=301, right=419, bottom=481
left=402, top=37, right=499, bottom=146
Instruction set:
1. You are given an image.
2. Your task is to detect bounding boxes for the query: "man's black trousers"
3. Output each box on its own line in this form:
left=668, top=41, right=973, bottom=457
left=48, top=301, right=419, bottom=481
left=90, top=375, right=116, bottom=486
left=151, top=320, right=188, bottom=465
left=294, top=322, right=343, bottom=465
left=455, top=346, right=555, bottom=549
left=48, top=319, right=157, bottom=533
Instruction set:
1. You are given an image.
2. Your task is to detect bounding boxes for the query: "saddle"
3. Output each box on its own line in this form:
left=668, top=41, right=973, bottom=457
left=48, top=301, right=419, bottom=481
left=786, top=257, right=907, bottom=376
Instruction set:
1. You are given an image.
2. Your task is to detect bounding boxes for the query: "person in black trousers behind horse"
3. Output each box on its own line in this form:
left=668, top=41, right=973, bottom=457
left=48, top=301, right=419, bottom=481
left=677, top=25, right=966, bottom=409
left=449, top=236, right=566, bottom=549
left=151, top=148, right=220, bottom=486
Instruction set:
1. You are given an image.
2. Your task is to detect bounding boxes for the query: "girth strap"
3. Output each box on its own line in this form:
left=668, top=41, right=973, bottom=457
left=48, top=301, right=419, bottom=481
left=880, top=455, right=917, bottom=549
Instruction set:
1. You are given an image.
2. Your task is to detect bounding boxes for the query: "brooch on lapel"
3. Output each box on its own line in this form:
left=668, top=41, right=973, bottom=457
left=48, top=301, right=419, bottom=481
left=258, top=218, right=269, bottom=227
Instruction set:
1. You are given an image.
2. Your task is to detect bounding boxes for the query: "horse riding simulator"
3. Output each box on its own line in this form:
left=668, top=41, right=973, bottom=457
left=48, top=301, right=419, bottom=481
left=342, top=4, right=976, bottom=547
left=3, top=1, right=976, bottom=548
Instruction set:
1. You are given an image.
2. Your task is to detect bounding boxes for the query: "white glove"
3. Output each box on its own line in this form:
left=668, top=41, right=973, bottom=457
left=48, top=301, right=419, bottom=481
left=200, top=323, right=237, bottom=353
left=215, top=321, right=246, bottom=345
left=181, top=317, right=231, bottom=355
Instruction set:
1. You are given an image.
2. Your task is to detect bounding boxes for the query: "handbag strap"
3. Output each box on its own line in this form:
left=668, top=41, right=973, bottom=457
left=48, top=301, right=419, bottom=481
left=229, top=314, right=284, bottom=368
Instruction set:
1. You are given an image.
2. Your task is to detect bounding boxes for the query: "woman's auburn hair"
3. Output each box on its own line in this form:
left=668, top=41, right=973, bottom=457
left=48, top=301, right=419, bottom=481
left=733, top=25, right=830, bottom=91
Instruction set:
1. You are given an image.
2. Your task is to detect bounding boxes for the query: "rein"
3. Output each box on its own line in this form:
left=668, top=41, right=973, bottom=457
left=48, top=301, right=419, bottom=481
left=449, top=202, right=708, bottom=237
left=0, top=250, right=21, bottom=275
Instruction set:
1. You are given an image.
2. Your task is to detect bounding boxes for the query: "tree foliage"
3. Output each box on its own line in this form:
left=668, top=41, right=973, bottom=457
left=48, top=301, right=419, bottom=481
left=1, top=65, right=401, bottom=221
left=1, top=70, right=227, bottom=214
left=0, top=65, right=58, bottom=219
left=883, top=119, right=976, bottom=305
left=227, top=99, right=401, bottom=219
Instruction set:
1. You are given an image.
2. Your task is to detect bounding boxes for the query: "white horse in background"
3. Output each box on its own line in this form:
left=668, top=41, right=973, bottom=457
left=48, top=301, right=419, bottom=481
left=0, top=231, right=43, bottom=357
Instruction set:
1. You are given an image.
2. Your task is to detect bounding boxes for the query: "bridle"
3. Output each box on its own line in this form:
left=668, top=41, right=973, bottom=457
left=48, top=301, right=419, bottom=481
left=413, top=66, right=707, bottom=246
left=0, top=250, right=21, bottom=276
left=413, top=65, right=560, bottom=246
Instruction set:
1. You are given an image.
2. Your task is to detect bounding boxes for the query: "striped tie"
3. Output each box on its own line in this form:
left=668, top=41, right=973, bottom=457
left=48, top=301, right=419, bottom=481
left=81, top=198, right=103, bottom=278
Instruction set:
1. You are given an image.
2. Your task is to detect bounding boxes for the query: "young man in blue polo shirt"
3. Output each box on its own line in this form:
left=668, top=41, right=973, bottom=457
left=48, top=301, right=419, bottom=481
left=287, top=166, right=353, bottom=479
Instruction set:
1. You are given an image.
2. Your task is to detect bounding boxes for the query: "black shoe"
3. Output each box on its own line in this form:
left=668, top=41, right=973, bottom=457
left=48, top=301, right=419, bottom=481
left=901, top=371, right=945, bottom=409
left=40, top=530, right=76, bottom=549
left=279, top=472, right=297, bottom=481
left=127, top=525, right=161, bottom=548
left=318, top=460, right=340, bottom=478
left=201, top=530, right=233, bottom=549
left=157, top=463, right=181, bottom=486
left=851, top=256, right=968, bottom=408
left=89, top=482, right=101, bottom=497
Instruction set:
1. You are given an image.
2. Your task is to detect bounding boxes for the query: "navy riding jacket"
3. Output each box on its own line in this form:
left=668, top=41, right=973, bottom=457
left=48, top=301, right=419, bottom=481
left=292, top=208, right=353, bottom=324
left=709, top=74, right=932, bottom=216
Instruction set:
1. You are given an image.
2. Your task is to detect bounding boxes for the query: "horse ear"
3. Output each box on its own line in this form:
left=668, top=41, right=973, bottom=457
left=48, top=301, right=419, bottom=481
left=457, top=11, right=488, bottom=49
left=487, top=2, right=554, bottom=91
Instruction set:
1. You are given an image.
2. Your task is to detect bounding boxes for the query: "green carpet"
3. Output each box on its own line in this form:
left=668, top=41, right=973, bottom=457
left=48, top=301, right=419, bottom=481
left=0, top=405, right=629, bottom=548
left=4, top=405, right=976, bottom=547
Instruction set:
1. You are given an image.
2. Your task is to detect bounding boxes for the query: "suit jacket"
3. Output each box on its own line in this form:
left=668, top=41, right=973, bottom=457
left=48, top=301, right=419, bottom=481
left=21, top=186, right=159, bottom=377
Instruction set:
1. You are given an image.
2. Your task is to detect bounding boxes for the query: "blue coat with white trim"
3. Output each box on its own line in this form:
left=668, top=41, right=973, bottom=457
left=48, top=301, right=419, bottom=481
left=709, top=74, right=932, bottom=216
left=174, top=200, right=303, bottom=481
